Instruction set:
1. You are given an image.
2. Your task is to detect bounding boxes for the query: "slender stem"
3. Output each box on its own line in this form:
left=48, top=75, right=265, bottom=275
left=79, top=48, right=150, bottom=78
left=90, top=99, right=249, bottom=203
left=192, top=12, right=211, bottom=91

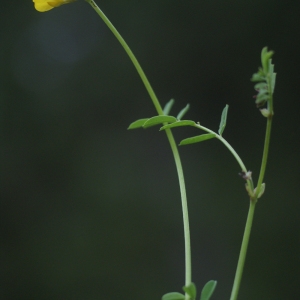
left=194, top=124, right=254, bottom=191
left=194, top=124, right=247, bottom=172
left=255, top=80, right=273, bottom=197
left=255, top=117, right=272, bottom=197
left=229, top=201, right=256, bottom=300
left=229, top=117, right=272, bottom=300
left=230, top=68, right=274, bottom=300
left=230, top=114, right=272, bottom=300
left=86, top=0, right=192, bottom=290
left=167, top=130, right=192, bottom=288
left=86, top=0, right=163, bottom=115
left=193, top=123, right=258, bottom=299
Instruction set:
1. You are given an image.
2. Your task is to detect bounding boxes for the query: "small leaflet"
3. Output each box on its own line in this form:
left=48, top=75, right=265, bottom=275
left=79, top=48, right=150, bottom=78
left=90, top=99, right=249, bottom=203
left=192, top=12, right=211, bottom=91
left=160, top=120, right=196, bottom=131
left=143, top=115, right=177, bottom=128
left=176, top=104, right=190, bottom=120
left=179, top=133, right=216, bottom=146
left=162, top=292, right=185, bottom=300
left=200, top=280, right=217, bottom=300
left=128, top=118, right=149, bottom=129
left=163, top=99, right=175, bottom=115
left=182, top=282, right=197, bottom=300
left=218, top=105, right=229, bottom=136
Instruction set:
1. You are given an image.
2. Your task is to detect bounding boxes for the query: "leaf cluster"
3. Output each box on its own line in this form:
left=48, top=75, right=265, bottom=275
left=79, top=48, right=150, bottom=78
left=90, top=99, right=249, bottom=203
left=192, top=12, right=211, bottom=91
left=127, top=47, right=275, bottom=299
left=128, top=101, right=229, bottom=148
left=162, top=281, right=217, bottom=300
left=251, top=47, right=276, bottom=110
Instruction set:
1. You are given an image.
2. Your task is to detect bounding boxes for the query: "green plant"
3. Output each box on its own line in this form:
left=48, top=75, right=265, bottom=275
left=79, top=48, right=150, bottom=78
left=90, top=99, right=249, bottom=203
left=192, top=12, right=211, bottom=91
left=32, top=1, right=276, bottom=299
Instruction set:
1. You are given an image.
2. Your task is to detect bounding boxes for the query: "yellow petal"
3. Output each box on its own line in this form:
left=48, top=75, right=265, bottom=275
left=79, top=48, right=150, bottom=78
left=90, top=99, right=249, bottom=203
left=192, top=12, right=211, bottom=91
left=47, top=1, right=66, bottom=8
left=33, top=0, right=54, bottom=12
left=32, top=0, right=76, bottom=12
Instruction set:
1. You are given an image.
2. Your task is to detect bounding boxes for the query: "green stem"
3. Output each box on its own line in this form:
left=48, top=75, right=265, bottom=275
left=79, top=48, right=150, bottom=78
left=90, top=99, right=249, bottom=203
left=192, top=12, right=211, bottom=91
left=230, top=116, right=272, bottom=300
left=167, top=131, right=192, bottom=288
left=86, top=0, right=163, bottom=115
left=86, top=0, right=192, bottom=290
left=194, top=124, right=247, bottom=172
left=230, top=69, right=274, bottom=300
left=195, top=121, right=259, bottom=300
left=194, top=124, right=254, bottom=191
left=255, top=117, right=272, bottom=197
left=255, top=80, right=273, bottom=198
left=229, top=200, right=256, bottom=300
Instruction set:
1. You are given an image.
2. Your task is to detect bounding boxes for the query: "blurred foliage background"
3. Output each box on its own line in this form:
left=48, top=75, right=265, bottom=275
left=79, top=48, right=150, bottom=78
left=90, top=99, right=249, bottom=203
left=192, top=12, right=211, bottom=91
left=1, top=0, right=300, bottom=299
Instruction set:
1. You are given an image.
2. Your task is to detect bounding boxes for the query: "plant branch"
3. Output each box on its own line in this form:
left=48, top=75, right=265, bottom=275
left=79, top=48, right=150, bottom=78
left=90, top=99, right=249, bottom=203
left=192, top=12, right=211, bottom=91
left=86, top=0, right=192, bottom=291
left=193, top=124, right=254, bottom=191
left=194, top=124, right=247, bottom=172
left=255, top=88, right=273, bottom=197
left=230, top=50, right=275, bottom=300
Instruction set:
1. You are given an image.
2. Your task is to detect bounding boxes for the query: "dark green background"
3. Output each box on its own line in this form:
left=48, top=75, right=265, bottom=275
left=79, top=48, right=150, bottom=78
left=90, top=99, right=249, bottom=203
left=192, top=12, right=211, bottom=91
left=2, top=0, right=300, bottom=299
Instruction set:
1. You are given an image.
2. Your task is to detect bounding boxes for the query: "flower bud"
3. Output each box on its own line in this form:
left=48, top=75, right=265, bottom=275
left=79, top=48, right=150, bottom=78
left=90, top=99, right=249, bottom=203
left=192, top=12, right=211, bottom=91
left=260, top=108, right=270, bottom=118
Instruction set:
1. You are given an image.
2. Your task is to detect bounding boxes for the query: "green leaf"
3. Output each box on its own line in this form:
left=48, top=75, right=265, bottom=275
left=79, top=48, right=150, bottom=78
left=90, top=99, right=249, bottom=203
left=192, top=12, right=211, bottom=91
left=260, top=108, right=270, bottom=117
left=160, top=120, right=196, bottom=131
left=251, top=73, right=265, bottom=82
left=183, top=282, right=197, bottom=300
left=180, top=133, right=216, bottom=146
left=256, top=87, right=268, bottom=97
left=143, top=115, right=177, bottom=128
left=268, top=59, right=274, bottom=75
left=199, top=280, right=217, bottom=300
left=271, top=72, right=276, bottom=94
left=255, top=94, right=269, bottom=106
left=254, top=182, right=266, bottom=199
left=163, top=99, right=175, bottom=115
left=162, top=292, right=185, bottom=300
left=218, top=105, right=229, bottom=136
left=261, top=47, right=274, bottom=74
left=260, top=46, right=268, bottom=67
left=268, top=60, right=276, bottom=94
left=176, top=104, right=190, bottom=120
left=128, top=118, right=149, bottom=129
left=254, top=82, right=268, bottom=91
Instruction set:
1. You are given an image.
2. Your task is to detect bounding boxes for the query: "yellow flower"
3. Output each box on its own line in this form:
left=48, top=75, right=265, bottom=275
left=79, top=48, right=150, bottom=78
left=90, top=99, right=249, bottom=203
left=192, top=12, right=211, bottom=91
left=33, top=0, right=76, bottom=12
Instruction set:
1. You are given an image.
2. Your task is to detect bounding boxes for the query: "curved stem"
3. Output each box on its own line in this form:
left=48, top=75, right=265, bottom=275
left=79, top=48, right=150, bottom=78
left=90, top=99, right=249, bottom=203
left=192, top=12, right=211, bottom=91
left=194, top=124, right=254, bottom=191
left=86, top=0, right=192, bottom=290
left=194, top=124, right=247, bottom=172
left=86, top=0, right=163, bottom=115
left=167, top=130, right=192, bottom=288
